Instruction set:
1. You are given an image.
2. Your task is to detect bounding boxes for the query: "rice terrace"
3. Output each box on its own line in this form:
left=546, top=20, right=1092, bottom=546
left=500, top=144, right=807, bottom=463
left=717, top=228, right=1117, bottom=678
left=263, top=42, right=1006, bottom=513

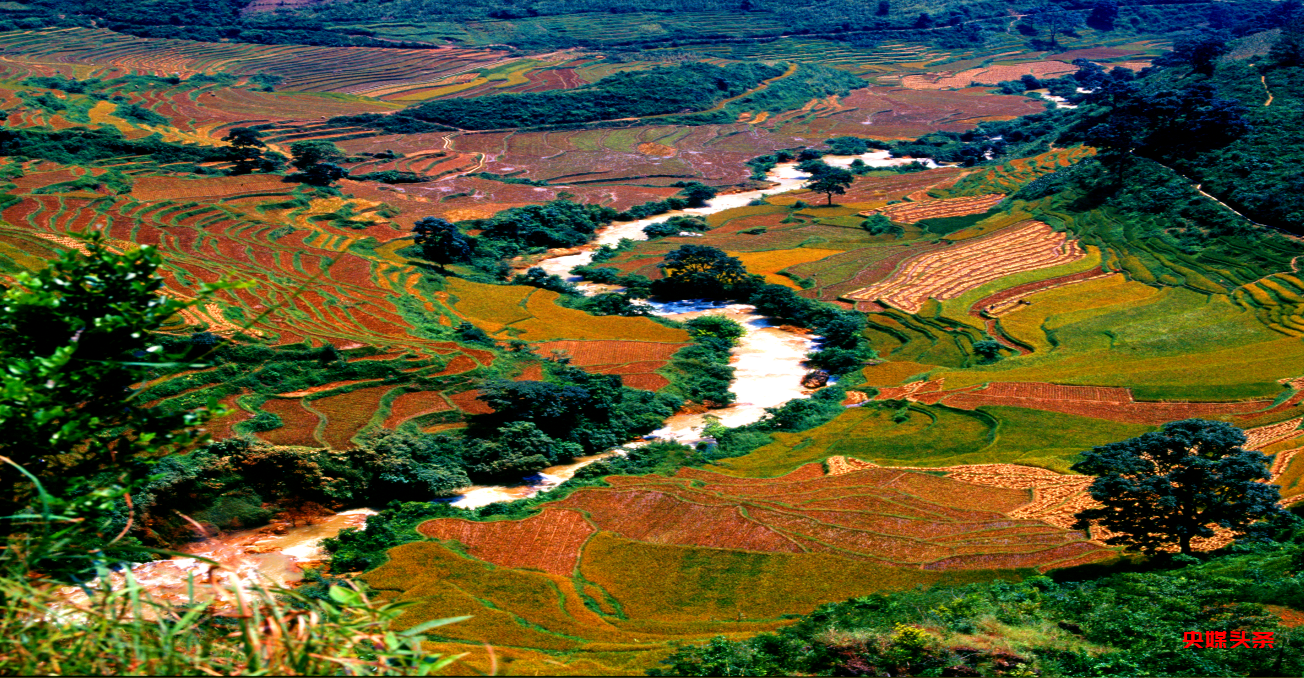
left=3, top=0, right=1304, bottom=676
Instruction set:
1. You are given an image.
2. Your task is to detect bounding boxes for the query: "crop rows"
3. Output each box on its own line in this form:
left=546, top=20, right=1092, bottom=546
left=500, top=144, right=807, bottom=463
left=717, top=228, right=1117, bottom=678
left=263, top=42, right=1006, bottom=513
left=943, top=147, right=1096, bottom=197
left=1234, top=272, right=1304, bottom=337
left=844, top=221, right=1085, bottom=312
left=418, top=508, right=596, bottom=576
left=827, top=455, right=1283, bottom=558
left=972, top=267, right=1114, bottom=318
left=898, top=60, right=1078, bottom=90
left=0, top=28, right=557, bottom=98
left=877, top=379, right=1294, bottom=426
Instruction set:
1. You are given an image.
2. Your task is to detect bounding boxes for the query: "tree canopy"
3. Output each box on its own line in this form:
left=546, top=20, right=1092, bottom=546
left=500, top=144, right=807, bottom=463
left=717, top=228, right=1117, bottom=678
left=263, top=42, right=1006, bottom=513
left=652, top=245, right=758, bottom=299
left=1071, top=419, right=1285, bottom=555
left=807, top=168, right=855, bottom=205
left=413, top=217, right=471, bottom=271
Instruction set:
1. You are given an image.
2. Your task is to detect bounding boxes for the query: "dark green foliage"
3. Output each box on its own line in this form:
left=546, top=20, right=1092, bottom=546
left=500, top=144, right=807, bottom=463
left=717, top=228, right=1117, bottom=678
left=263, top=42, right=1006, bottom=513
left=470, top=172, right=548, bottom=186
left=137, top=430, right=470, bottom=544
left=826, top=136, right=889, bottom=155
left=745, top=149, right=797, bottom=180
left=651, top=245, right=760, bottom=300
left=511, top=266, right=578, bottom=294
left=322, top=501, right=468, bottom=573
left=662, top=316, right=745, bottom=407
left=1156, top=30, right=1231, bottom=76
left=222, top=126, right=280, bottom=175
left=566, top=292, right=653, bottom=317
left=461, top=199, right=618, bottom=264
left=114, top=103, right=168, bottom=126
left=31, top=170, right=133, bottom=195
left=672, top=181, right=717, bottom=207
left=0, top=234, right=223, bottom=578
left=916, top=209, right=994, bottom=236
left=861, top=213, right=903, bottom=237
left=807, top=167, right=855, bottom=205
left=474, top=362, right=679, bottom=456
left=413, top=217, right=471, bottom=271
left=455, top=321, right=495, bottom=346
left=386, top=62, right=783, bottom=130
left=643, top=215, right=709, bottom=239
left=1269, top=18, right=1304, bottom=67
left=0, top=126, right=229, bottom=166
left=1072, top=420, right=1286, bottom=555
left=351, top=170, right=431, bottom=184
left=972, top=339, right=1005, bottom=364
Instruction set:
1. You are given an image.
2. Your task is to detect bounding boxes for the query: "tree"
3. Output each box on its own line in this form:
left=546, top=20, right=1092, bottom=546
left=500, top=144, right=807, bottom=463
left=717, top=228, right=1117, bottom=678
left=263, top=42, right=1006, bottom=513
left=652, top=245, right=757, bottom=299
left=0, top=233, right=224, bottom=577
left=673, top=181, right=717, bottom=207
left=1026, top=0, right=1084, bottom=48
left=1086, top=0, right=1119, bottom=30
left=289, top=140, right=347, bottom=186
left=1159, top=30, right=1230, bottom=76
left=289, top=140, right=345, bottom=171
left=1269, top=18, right=1304, bottom=67
left=223, top=126, right=273, bottom=174
left=806, top=168, right=855, bottom=205
left=1071, top=419, right=1285, bottom=555
left=413, top=217, right=471, bottom=272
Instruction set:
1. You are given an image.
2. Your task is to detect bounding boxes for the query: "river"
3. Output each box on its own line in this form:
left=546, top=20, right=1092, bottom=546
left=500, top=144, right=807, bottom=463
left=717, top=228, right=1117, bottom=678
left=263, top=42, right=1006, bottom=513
left=450, top=152, right=929, bottom=507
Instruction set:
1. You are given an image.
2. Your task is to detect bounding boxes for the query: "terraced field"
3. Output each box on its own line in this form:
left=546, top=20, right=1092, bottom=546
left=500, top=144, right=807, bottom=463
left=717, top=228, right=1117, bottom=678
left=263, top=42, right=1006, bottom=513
left=364, top=461, right=1108, bottom=673
left=5, top=21, right=1302, bottom=675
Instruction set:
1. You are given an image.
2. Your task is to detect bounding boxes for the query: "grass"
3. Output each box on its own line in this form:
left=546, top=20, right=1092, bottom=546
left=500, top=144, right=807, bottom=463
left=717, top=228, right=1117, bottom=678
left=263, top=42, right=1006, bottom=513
left=580, top=533, right=1007, bottom=623
left=719, top=403, right=1154, bottom=477
left=938, top=277, right=1304, bottom=400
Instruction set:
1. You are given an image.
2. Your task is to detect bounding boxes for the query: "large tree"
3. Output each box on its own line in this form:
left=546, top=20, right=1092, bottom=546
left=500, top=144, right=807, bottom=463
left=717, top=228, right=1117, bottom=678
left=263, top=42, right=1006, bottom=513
left=651, top=244, right=756, bottom=299
left=289, top=140, right=348, bottom=185
left=1071, top=419, right=1285, bottom=555
left=413, top=217, right=472, bottom=271
left=806, top=167, right=855, bottom=205
left=222, top=127, right=280, bottom=174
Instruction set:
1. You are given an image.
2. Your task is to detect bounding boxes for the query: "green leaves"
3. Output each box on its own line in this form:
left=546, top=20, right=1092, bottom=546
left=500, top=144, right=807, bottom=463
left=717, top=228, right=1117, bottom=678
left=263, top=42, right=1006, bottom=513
left=0, top=232, right=237, bottom=578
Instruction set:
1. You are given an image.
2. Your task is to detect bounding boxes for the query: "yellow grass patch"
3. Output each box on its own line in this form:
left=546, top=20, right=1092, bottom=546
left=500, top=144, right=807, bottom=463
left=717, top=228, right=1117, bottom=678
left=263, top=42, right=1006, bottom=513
left=512, top=290, right=689, bottom=342
left=581, top=533, right=998, bottom=623
left=729, top=248, right=843, bottom=288
left=444, top=278, right=533, bottom=333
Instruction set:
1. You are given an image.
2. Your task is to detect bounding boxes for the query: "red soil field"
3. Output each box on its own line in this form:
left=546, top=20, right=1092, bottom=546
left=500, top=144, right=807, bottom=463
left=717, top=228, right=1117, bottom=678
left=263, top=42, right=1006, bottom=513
left=311, top=386, right=389, bottom=449
left=532, top=339, right=684, bottom=388
left=553, top=489, right=806, bottom=553
left=448, top=389, right=494, bottom=414
left=384, top=391, right=453, bottom=429
left=900, top=61, right=1078, bottom=90
left=871, top=193, right=1005, bottom=223
left=619, top=373, right=671, bottom=391
left=255, top=398, right=322, bottom=447
left=418, top=508, right=595, bottom=576
left=931, top=382, right=1276, bottom=425
left=480, top=464, right=1110, bottom=570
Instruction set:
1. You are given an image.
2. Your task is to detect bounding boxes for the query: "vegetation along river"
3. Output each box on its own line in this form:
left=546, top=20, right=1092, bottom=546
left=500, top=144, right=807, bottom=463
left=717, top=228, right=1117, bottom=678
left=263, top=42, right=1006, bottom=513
left=453, top=152, right=932, bottom=507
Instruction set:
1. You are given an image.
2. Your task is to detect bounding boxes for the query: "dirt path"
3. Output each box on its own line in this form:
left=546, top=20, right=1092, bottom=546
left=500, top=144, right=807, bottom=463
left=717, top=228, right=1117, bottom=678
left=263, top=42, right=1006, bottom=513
left=1262, top=74, right=1274, bottom=106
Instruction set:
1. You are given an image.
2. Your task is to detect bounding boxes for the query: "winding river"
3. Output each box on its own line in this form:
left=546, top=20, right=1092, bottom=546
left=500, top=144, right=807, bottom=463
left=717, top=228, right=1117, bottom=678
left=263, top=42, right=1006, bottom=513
left=452, top=151, right=930, bottom=507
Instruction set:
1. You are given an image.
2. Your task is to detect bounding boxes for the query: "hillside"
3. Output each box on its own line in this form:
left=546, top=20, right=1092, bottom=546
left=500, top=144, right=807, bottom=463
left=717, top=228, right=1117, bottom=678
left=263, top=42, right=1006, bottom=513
left=0, top=5, right=1303, bottom=677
